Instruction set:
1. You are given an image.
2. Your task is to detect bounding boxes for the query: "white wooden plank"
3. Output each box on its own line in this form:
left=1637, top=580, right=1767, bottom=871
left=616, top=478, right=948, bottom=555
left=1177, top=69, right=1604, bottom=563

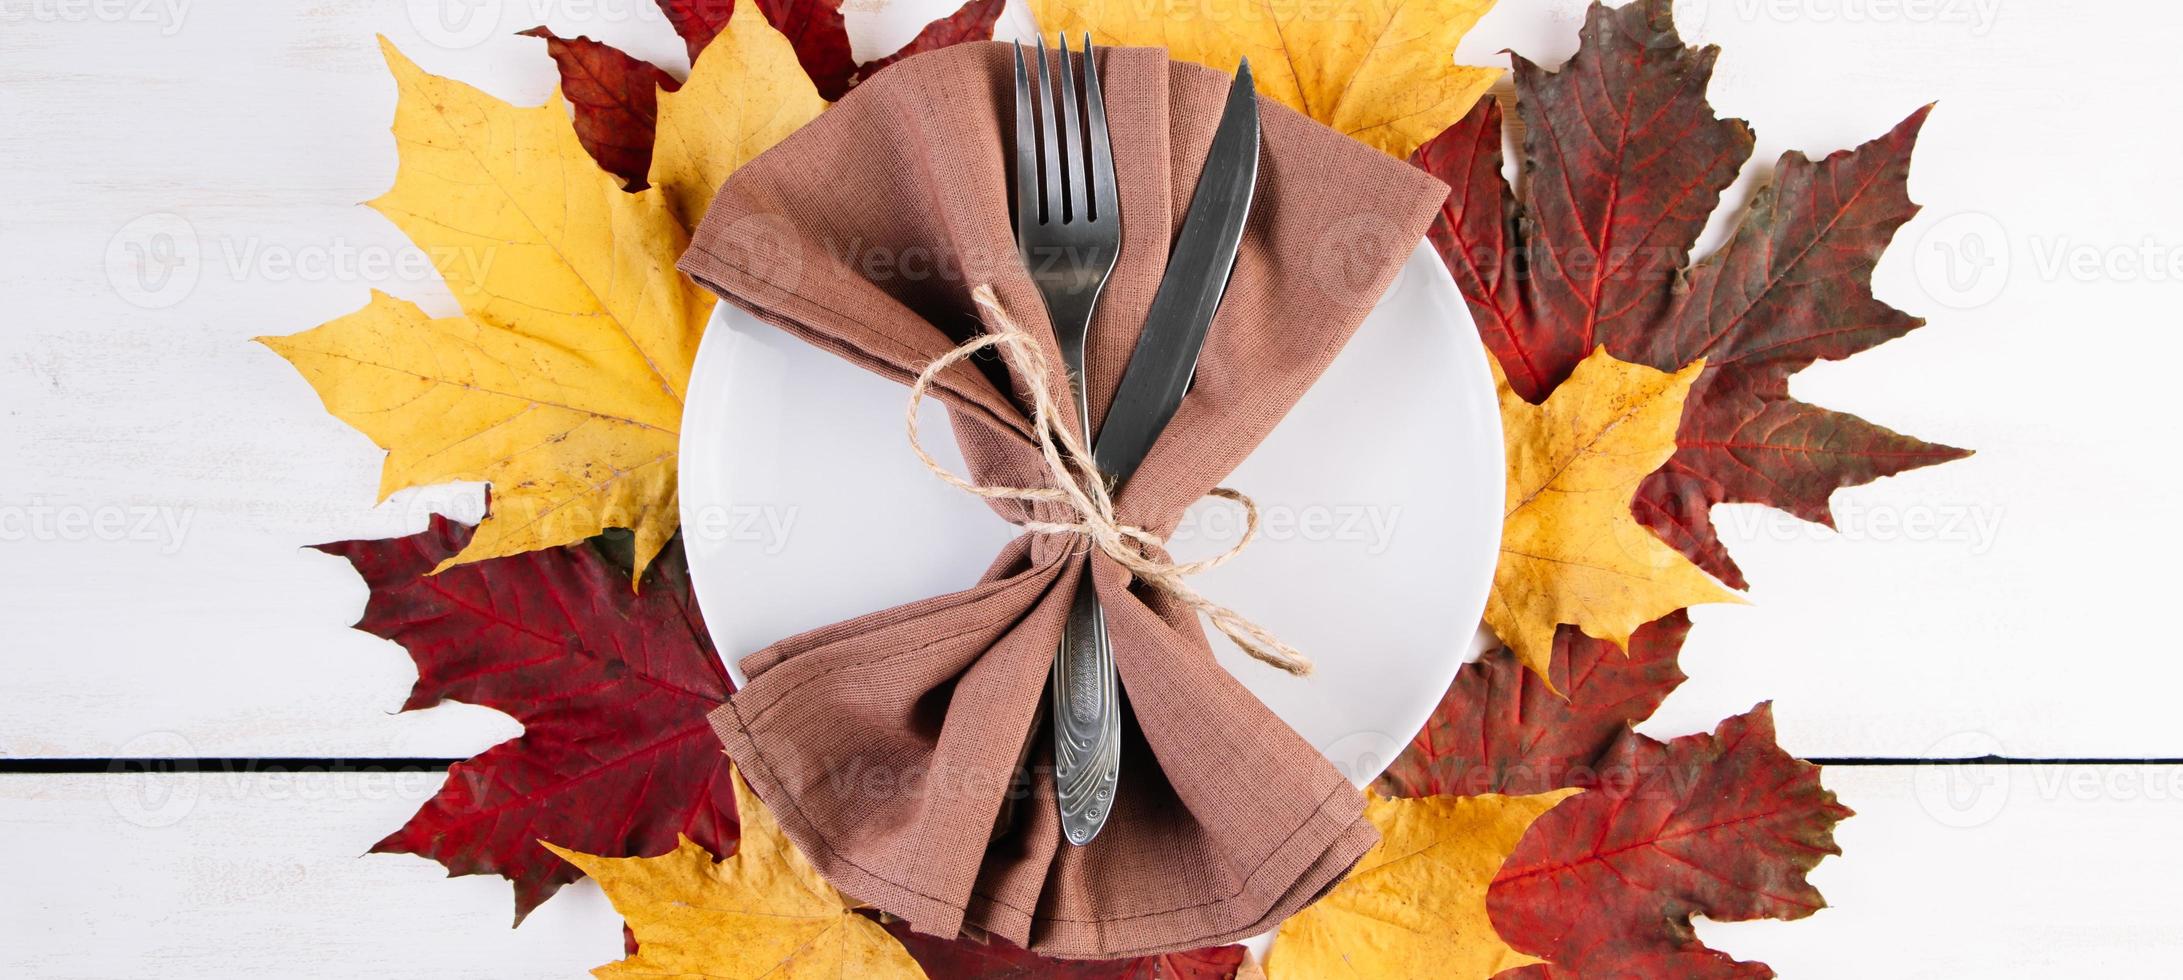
left=7, top=765, right=2179, bottom=977
left=2, top=0, right=2178, bottom=762
left=1699, top=764, right=2183, bottom=976
left=0, top=771, right=621, bottom=979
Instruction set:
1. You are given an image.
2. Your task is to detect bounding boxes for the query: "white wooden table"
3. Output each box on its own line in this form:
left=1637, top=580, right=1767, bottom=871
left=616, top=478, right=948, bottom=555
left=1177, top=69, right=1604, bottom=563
left=5, top=0, right=2179, bottom=975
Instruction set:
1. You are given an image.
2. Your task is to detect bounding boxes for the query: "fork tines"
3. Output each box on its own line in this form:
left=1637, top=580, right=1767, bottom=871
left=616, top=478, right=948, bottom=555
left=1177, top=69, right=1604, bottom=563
left=1013, top=34, right=1117, bottom=231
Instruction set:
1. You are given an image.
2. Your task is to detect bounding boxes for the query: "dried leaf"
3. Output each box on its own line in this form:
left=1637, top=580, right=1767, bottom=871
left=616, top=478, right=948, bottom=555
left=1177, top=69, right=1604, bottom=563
left=263, top=39, right=713, bottom=581
left=520, top=27, right=680, bottom=189
left=315, top=517, right=736, bottom=921
left=1416, top=0, right=1968, bottom=588
left=650, top=2, right=827, bottom=229
left=1264, top=790, right=1578, bottom=979
left=548, top=768, right=927, bottom=980
left=1490, top=348, right=1737, bottom=681
left=1376, top=614, right=1691, bottom=799
left=1028, top=0, right=1499, bottom=158
left=1488, top=706, right=1850, bottom=977
left=854, top=0, right=1007, bottom=88
left=661, top=0, right=1006, bottom=99
left=657, top=0, right=736, bottom=65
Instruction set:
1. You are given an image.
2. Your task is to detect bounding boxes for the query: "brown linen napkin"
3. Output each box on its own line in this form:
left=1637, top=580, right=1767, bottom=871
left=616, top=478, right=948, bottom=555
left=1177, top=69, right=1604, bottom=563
left=677, top=41, right=1448, bottom=959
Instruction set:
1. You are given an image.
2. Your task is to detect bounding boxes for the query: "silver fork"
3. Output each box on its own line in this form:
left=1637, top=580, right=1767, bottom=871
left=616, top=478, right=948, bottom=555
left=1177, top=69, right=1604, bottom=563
left=1012, top=35, right=1121, bottom=846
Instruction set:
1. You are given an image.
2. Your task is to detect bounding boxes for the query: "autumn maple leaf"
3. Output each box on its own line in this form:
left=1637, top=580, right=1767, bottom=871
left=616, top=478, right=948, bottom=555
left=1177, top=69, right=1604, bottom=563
left=519, top=28, right=682, bottom=189
left=1489, top=707, right=1849, bottom=978
left=1266, top=790, right=1578, bottom=978
left=262, top=40, right=719, bottom=582
left=550, top=768, right=924, bottom=979
left=1415, top=0, right=1969, bottom=588
left=316, top=517, right=737, bottom=921
left=1375, top=615, right=1693, bottom=800
left=1379, top=618, right=1849, bottom=977
left=1489, top=348, right=1737, bottom=679
left=539, top=0, right=1006, bottom=189
left=1029, top=0, right=1499, bottom=159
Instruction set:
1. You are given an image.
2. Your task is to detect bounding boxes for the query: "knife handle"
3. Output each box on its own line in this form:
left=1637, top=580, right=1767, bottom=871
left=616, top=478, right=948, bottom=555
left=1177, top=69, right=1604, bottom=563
left=1052, top=563, right=1120, bottom=845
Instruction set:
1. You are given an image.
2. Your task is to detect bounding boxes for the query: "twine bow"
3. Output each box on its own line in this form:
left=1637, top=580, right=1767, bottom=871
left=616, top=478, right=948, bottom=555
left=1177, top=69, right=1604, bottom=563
left=902, top=284, right=1312, bottom=676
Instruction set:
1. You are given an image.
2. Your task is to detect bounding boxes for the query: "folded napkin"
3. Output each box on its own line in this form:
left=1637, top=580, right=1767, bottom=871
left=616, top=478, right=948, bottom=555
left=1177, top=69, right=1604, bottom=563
left=677, top=42, right=1447, bottom=959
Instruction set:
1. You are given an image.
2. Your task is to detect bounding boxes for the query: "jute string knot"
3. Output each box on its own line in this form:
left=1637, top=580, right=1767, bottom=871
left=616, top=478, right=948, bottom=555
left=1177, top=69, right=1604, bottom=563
left=902, top=284, right=1312, bottom=676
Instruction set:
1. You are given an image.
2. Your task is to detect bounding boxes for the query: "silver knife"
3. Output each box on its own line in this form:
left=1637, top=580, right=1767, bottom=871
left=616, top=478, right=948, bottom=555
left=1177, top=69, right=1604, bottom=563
left=1054, top=58, right=1260, bottom=846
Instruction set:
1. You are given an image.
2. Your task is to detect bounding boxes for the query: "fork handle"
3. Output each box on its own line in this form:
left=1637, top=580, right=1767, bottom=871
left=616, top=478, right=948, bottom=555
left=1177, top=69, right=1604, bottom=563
left=1051, top=560, right=1120, bottom=845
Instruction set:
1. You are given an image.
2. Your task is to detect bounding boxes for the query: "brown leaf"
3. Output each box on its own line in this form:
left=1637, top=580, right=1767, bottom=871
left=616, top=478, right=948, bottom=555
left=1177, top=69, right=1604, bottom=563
left=1486, top=706, right=1850, bottom=976
left=1376, top=615, right=1691, bottom=799
left=1415, top=0, right=1968, bottom=588
left=316, top=517, right=736, bottom=921
left=520, top=27, right=680, bottom=189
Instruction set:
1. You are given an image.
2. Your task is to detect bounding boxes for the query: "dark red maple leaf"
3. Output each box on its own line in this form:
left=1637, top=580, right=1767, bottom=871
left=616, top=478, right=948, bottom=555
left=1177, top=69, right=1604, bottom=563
left=520, top=27, right=681, bottom=190
left=850, top=0, right=1006, bottom=88
left=883, top=923, right=1252, bottom=979
left=1416, top=0, right=1969, bottom=588
left=658, top=0, right=1001, bottom=100
left=316, top=517, right=737, bottom=922
left=656, top=0, right=733, bottom=64
left=1374, top=615, right=1691, bottom=799
left=1486, top=706, right=1849, bottom=978
left=538, top=0, right=1003, bottom=181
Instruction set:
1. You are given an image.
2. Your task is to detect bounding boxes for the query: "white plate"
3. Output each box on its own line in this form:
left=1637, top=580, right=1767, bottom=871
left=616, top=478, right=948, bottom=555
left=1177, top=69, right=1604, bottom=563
left=679, top=241, right=1502, bottom=786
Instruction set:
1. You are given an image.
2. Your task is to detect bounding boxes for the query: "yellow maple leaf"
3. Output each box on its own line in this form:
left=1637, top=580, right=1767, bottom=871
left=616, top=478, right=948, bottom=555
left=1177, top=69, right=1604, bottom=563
left=651, top=2, right=827, bottom=230
left=263, top=19, right=816, bottom=582
left=1264, top=789, right=1578, bottom=978
left=1488, top=348, right=1742, bottom=681
left=1027, top=0, right=1500, bottom=158
left=545, top=768, right=927, bottom=980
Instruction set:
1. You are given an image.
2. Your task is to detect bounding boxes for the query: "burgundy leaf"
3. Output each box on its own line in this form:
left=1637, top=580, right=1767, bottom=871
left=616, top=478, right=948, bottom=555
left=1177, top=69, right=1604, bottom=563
left=317, top=517, right=736, bottom=922
left=853, top=0, right=1008, bottom=88
left=521, top=28, right=680, bottom=189
left=1375, top=614, right=1691, bottom=799
left=657, top=0, right=735, bottom=64
left=1487, top=705, right=1850, bottom=976
left=660, top=0, right=1002, bottom=101
left=1415, top=0, right=1968, bottom=587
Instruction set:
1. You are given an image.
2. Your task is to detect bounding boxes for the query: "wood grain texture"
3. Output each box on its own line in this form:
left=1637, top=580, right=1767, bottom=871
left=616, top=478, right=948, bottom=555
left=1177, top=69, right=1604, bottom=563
left=8, top=767, right=2183, bottom=977
left=4, top=1, right=2178, bottom=762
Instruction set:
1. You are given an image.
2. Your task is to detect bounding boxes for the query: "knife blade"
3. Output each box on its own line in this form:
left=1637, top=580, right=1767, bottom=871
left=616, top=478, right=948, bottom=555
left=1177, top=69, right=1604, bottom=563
left=1092, top=59, right=1260, bottom=484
